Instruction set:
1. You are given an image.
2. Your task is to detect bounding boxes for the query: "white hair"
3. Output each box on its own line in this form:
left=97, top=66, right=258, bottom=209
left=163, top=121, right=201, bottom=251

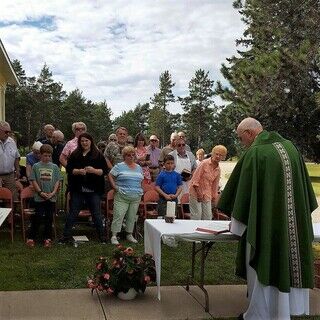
left=237, top=117, right=263, bottom=131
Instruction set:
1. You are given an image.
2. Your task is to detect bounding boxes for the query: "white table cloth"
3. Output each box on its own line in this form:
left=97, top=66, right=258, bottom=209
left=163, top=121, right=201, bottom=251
left=144, top=219, right=320, bottom=300
left=144, top=219, right=235, bottom=299
left=0, top=208, right=11, bottom=227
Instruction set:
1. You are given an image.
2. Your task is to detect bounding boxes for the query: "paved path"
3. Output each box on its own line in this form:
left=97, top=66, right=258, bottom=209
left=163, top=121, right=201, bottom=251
left=0, top=286, right=319, bottom=319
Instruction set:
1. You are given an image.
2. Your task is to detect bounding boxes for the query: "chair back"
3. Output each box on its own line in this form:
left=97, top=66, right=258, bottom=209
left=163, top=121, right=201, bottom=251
left=20, top=186, right=35, bottom=200
left=20, top=186, right=35, bottom=241
left=0, top=187, right=14, bottom=242
left=0, top=187, right=13, bottom=208
left=143, top=190, right=159, bottom=219
left=180, top=193, right=190, bottom=219
left=106, top=189, right=114, bottom=218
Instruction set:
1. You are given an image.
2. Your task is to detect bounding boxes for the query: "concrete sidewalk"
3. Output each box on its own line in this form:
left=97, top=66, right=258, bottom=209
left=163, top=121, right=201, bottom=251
left=0, top=285, right=319, bottom=320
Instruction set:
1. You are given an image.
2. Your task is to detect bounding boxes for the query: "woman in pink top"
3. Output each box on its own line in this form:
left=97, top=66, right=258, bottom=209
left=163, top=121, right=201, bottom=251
left=189, top=145, right=227, bottom=220
left=134, top=133, right=151, bottom=183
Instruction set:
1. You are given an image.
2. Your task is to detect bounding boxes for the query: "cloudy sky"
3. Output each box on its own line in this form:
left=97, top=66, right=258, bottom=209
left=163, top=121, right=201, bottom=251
left=0, top=0, right=245, bottom=118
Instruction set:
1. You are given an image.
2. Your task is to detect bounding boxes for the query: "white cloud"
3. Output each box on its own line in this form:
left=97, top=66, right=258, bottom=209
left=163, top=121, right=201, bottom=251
left=0, top=0, right=245, bottom=118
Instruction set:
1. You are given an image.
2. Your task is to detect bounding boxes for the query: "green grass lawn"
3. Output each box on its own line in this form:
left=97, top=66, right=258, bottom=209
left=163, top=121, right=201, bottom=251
left=0, top=217, right=243, bottom=291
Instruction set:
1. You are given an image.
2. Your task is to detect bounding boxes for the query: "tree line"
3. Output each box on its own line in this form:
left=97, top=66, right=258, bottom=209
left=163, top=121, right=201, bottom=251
left=5, top=0, right=320, bottom=161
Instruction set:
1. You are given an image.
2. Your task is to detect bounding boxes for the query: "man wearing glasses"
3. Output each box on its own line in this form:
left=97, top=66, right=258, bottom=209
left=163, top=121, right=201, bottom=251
left=0, top=121, right=20, bottom=200
left=218, top=117, right=317, bottom=320
left=59, top=122, right=86, bottom=167
left=43, top=130, right=65, bottom=168
left=104, top=127, right=128, bottom=168
left=169, top=138, right=197, bottom=201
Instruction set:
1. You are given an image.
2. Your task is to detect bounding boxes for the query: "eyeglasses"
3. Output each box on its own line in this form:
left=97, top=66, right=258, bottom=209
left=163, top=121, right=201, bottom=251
left=0, top=129, right=11, bottom=134
left=125, top=153, right=135, bottom=157
left=75, top=127, right=85, bottom=131
left=177, top=143, right=185, bottom=147
left=150, top=139, right=157, bottom=142
left=127, top=141, right=134, bottom=144
left=109, top=138, right=117, bottom=141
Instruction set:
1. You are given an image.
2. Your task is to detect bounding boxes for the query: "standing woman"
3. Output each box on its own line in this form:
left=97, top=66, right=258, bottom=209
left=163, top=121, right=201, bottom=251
left=59, top=132, right=108, bottom=243
left=134, top=132, right=151, bottom=183
left=189, top=145, right=227, bottom=220
left=109, top=146, right=144, bottom=245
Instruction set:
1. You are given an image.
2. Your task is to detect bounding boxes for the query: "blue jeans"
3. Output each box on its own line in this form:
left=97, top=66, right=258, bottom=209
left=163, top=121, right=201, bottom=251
left=63, top=191, right=104, bottom=239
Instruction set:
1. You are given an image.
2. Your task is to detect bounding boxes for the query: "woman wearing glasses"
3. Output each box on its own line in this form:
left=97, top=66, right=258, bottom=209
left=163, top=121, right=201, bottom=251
left=108, top=145, right=144, bottom=245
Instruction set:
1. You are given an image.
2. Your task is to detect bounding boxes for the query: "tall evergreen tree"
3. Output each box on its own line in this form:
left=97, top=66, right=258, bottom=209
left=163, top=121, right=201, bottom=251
left=60, top=89, right=87, bottom=140
left=179, top=69, right=215, bottom=149
left=35, top=64, right=65, bottom=135
left=216, top=0, right=320, bottom=160
left=114, top=103, right=150, bottom=138
left=150, top=71, right=175, bottom=146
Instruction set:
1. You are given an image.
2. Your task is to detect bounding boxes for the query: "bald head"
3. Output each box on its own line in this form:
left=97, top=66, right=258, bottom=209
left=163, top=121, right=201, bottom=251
left=52, top=130, right=64, bottom=145
left=237, top=117, right=263, bottom=147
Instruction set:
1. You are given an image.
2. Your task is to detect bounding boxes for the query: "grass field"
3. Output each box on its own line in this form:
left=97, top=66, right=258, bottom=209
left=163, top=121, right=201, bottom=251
left=0, top=218, right=243, bottom=291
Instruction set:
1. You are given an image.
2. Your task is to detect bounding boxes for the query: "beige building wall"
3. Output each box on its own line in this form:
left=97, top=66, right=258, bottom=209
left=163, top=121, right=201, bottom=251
left=0, top=73, right=6, bottom=121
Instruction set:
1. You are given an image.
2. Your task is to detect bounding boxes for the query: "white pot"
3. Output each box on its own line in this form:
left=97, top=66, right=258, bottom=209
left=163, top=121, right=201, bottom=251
left=117, top=288, right=138, bottom=300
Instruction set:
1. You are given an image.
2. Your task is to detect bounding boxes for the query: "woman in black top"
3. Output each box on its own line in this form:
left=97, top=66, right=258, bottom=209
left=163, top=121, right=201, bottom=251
left=60, top=132, right=108, bottom=243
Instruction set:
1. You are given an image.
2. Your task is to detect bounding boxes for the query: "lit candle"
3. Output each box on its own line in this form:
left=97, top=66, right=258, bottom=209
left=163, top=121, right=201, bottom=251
left=166, top=201, right=176, bottom=217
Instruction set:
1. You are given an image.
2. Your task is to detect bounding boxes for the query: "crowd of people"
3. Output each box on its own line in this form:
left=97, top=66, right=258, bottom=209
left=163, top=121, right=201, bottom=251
left=0, top=120, right=227, bottom=246
left=0, top=117, right=318, bottom=319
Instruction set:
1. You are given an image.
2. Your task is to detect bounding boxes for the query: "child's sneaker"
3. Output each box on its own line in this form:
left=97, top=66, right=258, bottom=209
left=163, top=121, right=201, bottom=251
left=26, top=239, right=35, bottom=248
left=44, top=239, right=52, bottom=248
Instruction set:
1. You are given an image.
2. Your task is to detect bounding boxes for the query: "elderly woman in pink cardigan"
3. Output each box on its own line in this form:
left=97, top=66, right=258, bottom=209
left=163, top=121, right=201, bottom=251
left=189, top=145, right=227, bottom=220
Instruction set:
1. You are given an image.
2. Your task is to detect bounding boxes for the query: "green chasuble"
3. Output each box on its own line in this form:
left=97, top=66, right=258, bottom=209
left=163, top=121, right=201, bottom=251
left=218, top=130, right=318, bottom=292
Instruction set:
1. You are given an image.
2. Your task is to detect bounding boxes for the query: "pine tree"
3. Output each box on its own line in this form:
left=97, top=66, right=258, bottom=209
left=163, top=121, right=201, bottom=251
left=150, top=71, right=175, bottom=146
left=179, top=69, right=215, bottom=149
left=217, top=0, right=320, bottom=160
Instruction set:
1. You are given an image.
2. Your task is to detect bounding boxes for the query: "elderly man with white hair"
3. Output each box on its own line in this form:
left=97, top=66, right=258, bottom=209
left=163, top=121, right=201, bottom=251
left=59, top=122, right=86, bottom=167
left=159, top=132, right=179, bottom=167
left=43, top=130, right=65, bottom=167
left=37, top=124, right=55, bottom=143
left=26, top=141, right=43, bottom=178
left=0, top=121, right=20, bottom=200
left=218, top=117, right=317, bottom=320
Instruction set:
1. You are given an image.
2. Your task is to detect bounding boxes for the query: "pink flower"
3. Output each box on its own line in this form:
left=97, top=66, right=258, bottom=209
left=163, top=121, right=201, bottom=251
left=144, top=275, right=151, bottom=283
left=97, top=285, right=104, bottom=291
left=87, top=279, right=96, bottom=289
left=124, top=247, right=134, bottom=255
left=96, top=263, right=102, bottom=270
left=103, top=273, right=110, bottom=280
left=107, top=288, right=114, bottom=294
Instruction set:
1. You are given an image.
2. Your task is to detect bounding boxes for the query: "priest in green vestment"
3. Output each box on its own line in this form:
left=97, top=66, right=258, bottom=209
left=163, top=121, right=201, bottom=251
left=217, top=117, right=318, bottom=320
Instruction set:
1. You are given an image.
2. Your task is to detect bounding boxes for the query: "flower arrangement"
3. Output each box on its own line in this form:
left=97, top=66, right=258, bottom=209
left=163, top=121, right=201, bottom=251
left=87, top=245, right=156, bottom=296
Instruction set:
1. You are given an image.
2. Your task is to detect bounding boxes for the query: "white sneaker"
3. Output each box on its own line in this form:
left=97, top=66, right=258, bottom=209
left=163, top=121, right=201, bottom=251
left=126, top=234, right=138, bottom=243
left=111, top=236, right=119, bottom=245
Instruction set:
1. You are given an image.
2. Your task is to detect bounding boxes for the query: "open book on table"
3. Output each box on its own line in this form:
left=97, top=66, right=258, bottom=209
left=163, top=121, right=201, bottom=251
left=195, top=221, right=230, bottom=235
